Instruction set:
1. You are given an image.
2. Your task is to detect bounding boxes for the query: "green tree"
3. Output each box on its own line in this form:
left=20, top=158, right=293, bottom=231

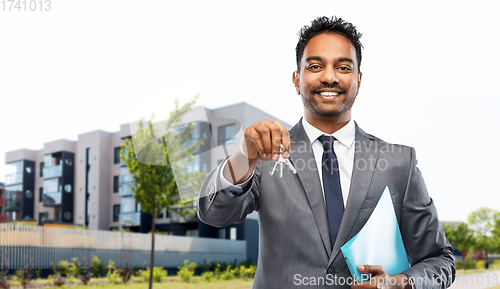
left=120, top=96, right=205, bottom=289
left=492, top=215, right=500, bottom=254
left=443, top=222, right=476, bottom=268
left=468, top=208, right=500, bottom=268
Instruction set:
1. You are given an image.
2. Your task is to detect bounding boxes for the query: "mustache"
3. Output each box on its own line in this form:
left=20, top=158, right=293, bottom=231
left=311, top=84, right=346, bottom=93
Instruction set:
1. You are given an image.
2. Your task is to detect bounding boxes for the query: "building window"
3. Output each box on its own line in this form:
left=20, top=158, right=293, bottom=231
left=40, top=162, right=44, bottom=177
left=157, top=210, right=163, bottom=219
left=113, top=176, right=119, bottom=193
left=39, top=212, right=49, bottom=224
left=218, top=228, right=226, bottom=239
left=113, top=204, right=120, bottom=222
left=230, top=227, right=237, bottom=240
left=218, top=124, right=236, bottom=145
left=39, top=187, right=43, bottom=203
left=114, top=147, right=121, bottom=164
left=85, top=148, right=91, bottom=227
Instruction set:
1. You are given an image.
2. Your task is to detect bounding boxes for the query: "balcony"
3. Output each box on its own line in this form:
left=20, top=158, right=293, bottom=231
left=120, top=211, right=141, bottom=227
left=43, top=164, right=62, bottom=179
left=5, top=172, right=23, bottom=185
left=119, top=182, right=134, bottom=197
left=4, top=190, right=22, bottom=211
left=43, top=191, right=62, bottom=207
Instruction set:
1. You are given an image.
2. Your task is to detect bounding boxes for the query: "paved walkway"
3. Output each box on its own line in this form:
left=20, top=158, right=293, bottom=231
left=450, top=270, right=500, bottom=289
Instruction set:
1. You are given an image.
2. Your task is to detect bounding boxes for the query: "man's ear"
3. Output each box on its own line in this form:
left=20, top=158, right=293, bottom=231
left=292, top=71, right=300, bottom=95
left=358, top=71, right=362, bottom=89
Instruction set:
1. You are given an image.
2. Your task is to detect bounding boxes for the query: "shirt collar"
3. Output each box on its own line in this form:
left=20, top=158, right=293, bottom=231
left=301, top=117, right=356, bottom=149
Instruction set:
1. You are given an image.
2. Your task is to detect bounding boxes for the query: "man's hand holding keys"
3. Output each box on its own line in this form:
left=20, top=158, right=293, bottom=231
left=223, top=118, right=293, bottom=185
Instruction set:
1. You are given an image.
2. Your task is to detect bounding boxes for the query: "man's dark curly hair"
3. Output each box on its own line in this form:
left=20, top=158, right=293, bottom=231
left=296, top=16, right=363, bottom=72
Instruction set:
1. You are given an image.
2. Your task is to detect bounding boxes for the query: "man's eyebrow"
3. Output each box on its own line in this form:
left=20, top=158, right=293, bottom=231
left=305, top=56, right=354, bottom=64
left=337, top=57, right=354, bottom=64
left=305, top=56, right=323, bottom=63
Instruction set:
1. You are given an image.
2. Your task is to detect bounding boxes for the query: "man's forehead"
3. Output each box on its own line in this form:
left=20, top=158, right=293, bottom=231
left=302, top=32, right=356, bottom=62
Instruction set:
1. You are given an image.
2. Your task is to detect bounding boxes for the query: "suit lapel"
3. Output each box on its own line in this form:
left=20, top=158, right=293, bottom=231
left=289, top=119, right=332, bottom=256
left=329, top=123, right=378, bottom=265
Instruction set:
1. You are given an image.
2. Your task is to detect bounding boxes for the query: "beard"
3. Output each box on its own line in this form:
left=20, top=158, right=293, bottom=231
left=301, top=85, right=357, bottom=118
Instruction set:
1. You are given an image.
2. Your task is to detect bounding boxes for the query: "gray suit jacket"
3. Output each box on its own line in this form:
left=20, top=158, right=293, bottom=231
left=197, top=120, right=455, bottom=288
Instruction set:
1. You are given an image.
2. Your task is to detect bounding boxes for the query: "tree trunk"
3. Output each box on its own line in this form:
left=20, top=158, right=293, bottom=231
left=149, top=215, right=156, bottom=289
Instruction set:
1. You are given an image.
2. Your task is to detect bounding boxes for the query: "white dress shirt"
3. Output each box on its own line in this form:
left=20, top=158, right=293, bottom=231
left=301, top=118, right=356, bottom=207
left=219, top=118, right=356, bottom=206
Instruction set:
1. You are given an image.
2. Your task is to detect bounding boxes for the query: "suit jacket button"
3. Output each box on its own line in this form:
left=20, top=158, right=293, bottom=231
left=327, top=268, right=335, bottom=275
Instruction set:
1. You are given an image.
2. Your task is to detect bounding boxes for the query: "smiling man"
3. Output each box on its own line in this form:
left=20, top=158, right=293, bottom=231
left=197, top=16, right=455, bottom=288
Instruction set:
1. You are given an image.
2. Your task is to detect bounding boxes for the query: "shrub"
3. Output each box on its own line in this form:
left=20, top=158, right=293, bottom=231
left=0, top=251, right=9, bottom=289
left=78, top=256, right=93, bottom=285
left=58, top=260, right=70, bottom=276
left=214, top=263, right=221, bottom=280
left=239, top=264, right=256, bottom=280
left=48, top=262, right=65, bottom=287
left=178, top=260, right=197, bottom=282
left=201, top=271, right=214, bottom=282
left=19, top=257, right=35, bottom=289
left=199, top=259, right=210, bottom=273
left=70, top=257, right=83, bottom=277
left=91, top=255, right=105, bottom=277
left=138, top=268, right=150, bottom=282
left=137, top=267, right=167, bottom=283
left=239, top=259, right=252, bottom=268
left=119, top=251, right=133, bottom=284
left=476, top=260, right=485, bottom=269
left=0, top=276, right=9, bottom=289
left=107, top=260, right=120, bottom=284
left=153, top=267, right=167, bottom=283
left=32, top=269, right=40, bottom=279
left=67, top=273, right=77, bottom=284
left=221, top=267, right=235, bottom=280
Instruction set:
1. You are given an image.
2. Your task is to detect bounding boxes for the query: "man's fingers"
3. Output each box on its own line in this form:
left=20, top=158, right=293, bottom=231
left=242, top=118, right=291, bottom=161
left=269, top=121, right=282, bottom=161
left=358, top=265, right=385, bottom=276
left=275, top=121, right=290, bottom=158
left=255, top=122, right=272, bottom=159
left=245, top=127, right=265, bottom=158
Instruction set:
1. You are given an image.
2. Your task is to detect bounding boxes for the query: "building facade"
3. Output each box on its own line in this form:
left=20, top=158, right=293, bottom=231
left=0, top=182, right=7, bottom=222
left=4, top=102, right=290, bottom=263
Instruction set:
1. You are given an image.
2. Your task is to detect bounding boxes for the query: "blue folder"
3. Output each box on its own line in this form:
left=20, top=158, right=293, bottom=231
left=341, top=187, right=409, bottom=282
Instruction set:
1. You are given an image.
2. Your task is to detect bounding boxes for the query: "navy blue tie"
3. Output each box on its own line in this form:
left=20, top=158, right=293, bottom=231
left=318, top=135, right=344, bottom=248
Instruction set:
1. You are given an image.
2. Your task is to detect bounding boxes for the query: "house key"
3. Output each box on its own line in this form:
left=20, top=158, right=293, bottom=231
left=270, top=144, right=297, bottom=177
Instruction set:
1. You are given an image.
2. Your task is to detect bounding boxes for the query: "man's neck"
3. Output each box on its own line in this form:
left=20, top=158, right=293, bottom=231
left=304, top=111, right=351, bottom=134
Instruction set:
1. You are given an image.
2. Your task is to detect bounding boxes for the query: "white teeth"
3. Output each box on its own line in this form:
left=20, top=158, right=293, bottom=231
left=319, top=92, right=339, bottom=96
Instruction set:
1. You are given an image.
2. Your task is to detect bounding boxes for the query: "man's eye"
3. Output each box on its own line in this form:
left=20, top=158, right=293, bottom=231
left=308, top=65, right=321, bottom=70
left=339, top=66, right=351, bottom=71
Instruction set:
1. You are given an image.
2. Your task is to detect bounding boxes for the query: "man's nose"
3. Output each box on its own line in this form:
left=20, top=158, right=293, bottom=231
left=319, top=67, right=339, bottom=84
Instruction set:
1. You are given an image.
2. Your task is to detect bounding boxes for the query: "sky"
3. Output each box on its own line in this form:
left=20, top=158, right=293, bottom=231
left=1, top=0, right=499, bottom=222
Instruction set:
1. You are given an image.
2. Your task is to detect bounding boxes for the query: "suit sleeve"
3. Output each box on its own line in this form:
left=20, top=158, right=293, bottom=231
left=197, top=157, right=262, bottom=228
left=400, top=147, right=456, bottom=289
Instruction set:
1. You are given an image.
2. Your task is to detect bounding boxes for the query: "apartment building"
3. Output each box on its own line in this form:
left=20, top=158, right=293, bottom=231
left=4, top=102, right=291, bottom=263
left=0, top=182, right=6, bottom=222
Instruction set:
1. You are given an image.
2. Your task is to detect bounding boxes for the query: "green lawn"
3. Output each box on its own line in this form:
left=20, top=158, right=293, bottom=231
left=14, top=276, right=254, bottom=289
left=68, top=280, right=254, bottom=289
